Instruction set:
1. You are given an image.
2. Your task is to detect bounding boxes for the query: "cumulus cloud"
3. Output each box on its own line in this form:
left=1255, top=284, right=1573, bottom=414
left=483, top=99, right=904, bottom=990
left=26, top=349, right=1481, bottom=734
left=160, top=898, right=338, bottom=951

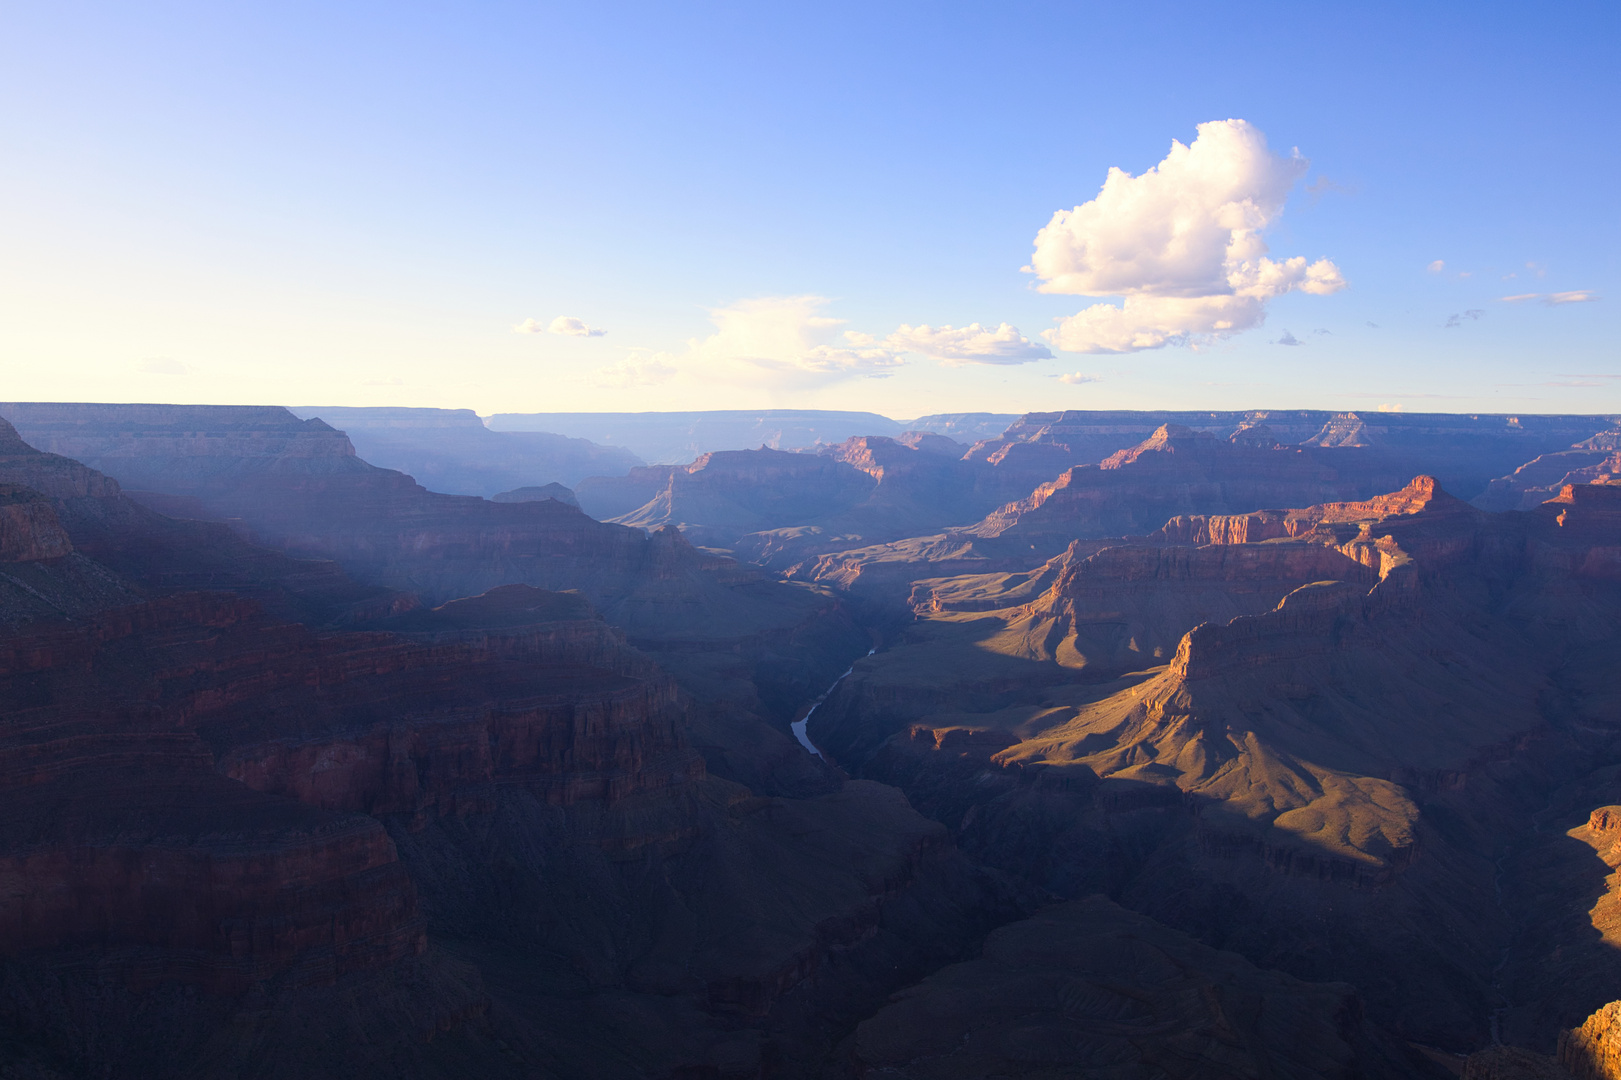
left=886, top=322, right=1051, bottom=364
left=514, top=316, right=607, bottom=336
left=1055, top=372, right=1102, bottom=384
left=596, top=296, right=906, bottom=391
left=1427, top=260, right=1446, bottom=274
left=1378, top=403, right=1404, bottom=413
left=1029, top=119, right=1345, bottom=354
left=1274, top=330, right=1302, bottom=346
left=135, top=357, right=193, bottom=376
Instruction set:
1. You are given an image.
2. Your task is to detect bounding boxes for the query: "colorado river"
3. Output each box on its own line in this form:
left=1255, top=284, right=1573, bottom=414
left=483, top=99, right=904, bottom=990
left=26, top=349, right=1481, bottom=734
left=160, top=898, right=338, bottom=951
left=791, top=648, right=874, bottom=759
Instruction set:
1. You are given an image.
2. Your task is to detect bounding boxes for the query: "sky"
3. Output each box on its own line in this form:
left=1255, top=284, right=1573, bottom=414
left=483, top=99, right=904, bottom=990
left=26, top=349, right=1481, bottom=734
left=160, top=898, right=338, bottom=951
left=1, top=1, right=1616, bottom=419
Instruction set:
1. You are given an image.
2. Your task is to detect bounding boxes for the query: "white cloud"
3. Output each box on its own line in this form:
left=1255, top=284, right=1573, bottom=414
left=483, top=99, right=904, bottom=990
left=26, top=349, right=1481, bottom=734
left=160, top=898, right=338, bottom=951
left=595, top=296, right=906, bottom=391
left=514, top=316, right=607, bottom=336
left=887, top=322, right=1051, bottom=365
left=1378, top=403, right=1403, bottom=412
left=1029, top=119, right=1345, bottom=354
left=1427, top=260, right=1445, bottom=273
left=135, top=357, right=193, bottom=376
left=1055, top=372, right=1102, bottom=384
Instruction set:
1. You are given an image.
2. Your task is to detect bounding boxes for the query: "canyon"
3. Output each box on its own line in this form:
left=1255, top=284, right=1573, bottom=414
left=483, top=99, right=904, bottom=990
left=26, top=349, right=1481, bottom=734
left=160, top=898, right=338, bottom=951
left=0, top=403, right=1619, bottom=1077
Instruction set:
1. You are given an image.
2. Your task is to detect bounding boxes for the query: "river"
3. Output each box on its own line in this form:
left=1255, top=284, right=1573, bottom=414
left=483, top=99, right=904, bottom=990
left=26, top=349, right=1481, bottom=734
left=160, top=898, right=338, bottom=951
left=791, top=647, right=874, bottom=759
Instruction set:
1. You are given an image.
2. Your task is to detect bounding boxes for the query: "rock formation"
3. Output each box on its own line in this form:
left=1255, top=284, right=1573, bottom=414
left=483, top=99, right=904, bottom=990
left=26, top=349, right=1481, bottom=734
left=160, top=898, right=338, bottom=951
left=1562, top=1002, right=1621, bottom=1080
left=489, top=482, right=579, bottom=506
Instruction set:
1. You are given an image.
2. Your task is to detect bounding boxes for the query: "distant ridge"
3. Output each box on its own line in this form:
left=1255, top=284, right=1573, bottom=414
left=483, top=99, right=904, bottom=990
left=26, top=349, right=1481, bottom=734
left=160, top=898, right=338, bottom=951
left=486, top=409, right=910, bottom=464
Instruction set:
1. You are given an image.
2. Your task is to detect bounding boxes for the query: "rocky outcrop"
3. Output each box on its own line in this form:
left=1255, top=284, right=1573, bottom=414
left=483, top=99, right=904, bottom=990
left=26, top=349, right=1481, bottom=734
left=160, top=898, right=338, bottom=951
left=1562, top=1002, right=1621, bottom=1080
left=0, top=485, right=71, bottom=562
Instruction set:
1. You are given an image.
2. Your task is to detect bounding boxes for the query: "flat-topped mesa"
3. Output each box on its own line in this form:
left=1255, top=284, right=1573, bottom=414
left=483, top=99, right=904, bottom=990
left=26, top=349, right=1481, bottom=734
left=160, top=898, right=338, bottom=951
left=0, top=485, right=72, bottom=562
left=1544, top=480, right=1621, bottom=529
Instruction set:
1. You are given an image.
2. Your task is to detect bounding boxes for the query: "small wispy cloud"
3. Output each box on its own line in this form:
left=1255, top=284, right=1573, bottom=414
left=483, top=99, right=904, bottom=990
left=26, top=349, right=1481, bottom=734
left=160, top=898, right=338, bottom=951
left=1305, top=176, right=1349, bottom=200
left=597, top=351, right=677, bottom=389
left=1444, top=310, right=1484, bottom=328
left=1054, top=372, right=1102, bottom=385
left=1312, top=328, right=1332, bottom=336
left=1273, top=330, right=1302, bottom=346
left=1427, top=260, right=1445, bottom=274
left=1497, top=291, right=1599, bottom=306
left=515, top=316, right=608, bottom=337
left=1378, top=403, right=1403, bottom=412
left=135, top=357, right=193, bottom=376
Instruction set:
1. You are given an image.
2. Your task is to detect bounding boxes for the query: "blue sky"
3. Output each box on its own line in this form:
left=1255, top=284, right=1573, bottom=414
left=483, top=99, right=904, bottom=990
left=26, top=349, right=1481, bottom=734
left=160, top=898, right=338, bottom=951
left=1, top=1, right=1615, bottom=417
